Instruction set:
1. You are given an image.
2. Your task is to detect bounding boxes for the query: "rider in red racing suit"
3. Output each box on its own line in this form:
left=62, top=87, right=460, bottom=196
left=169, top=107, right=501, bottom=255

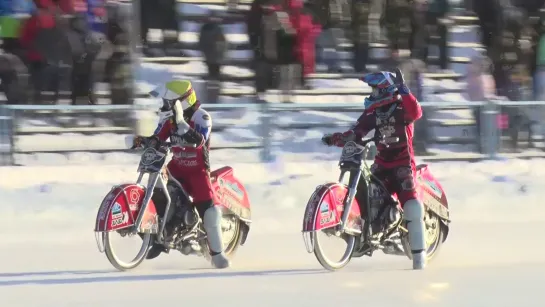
left=134, top=80, right=229, bottom=269
left=322, top=69, right=427, bottom=270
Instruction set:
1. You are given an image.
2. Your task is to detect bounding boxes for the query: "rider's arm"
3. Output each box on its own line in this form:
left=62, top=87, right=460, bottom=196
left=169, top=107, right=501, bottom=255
left=329, top=111, right=375, bottom=147
left=171, top=111, right=212, bottom=148
left=400, top=93, right=422, bottom=123
left=153, top=118, right=174, bottom=142
left=349, top=111, right=376, bottom=139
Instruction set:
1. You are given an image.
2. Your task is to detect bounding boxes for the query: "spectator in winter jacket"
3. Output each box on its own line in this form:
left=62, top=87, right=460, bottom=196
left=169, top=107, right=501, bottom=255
left=0, top=0, right=36, bottom=56
left=19, top=0, right=59, bottom=103
left=351, top=0, right=370, bottom=72
left=380, top=0, right=412, bottom=63
left=286, top=0, right=320, bottom=88
left=425, top=0, right=449, bottom=70
left=246, top=0, right=283, bottom=65
left=199, top=11, right=227, bottom=103
left=310, top=0, right=350, bottom=72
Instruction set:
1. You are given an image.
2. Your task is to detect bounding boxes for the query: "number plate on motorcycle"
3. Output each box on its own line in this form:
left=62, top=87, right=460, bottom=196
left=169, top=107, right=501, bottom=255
left=341, top=142, right=364, bottom=159
left=138, top=148, right=167, bottom=173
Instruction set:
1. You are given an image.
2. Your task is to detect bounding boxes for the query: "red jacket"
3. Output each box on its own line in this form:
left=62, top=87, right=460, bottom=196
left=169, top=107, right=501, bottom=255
left=345, top=93, right=422, bottom=168
left=154, top=107, right=213, bottom=177
left=20, top=0, right=57, bottom=62
left=287, top=0, right=320, bottom=76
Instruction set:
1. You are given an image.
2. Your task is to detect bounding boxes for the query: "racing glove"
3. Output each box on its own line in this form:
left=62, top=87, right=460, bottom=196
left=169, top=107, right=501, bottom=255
left=394, top=68, right=410, bottom=95
left=322, top=131, right=355, bottom=147
left=129, top=135, right=160, bottom=149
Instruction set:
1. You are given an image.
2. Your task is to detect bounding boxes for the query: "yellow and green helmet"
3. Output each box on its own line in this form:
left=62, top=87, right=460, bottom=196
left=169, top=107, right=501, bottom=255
left=149, top=80, right=198, bottom=112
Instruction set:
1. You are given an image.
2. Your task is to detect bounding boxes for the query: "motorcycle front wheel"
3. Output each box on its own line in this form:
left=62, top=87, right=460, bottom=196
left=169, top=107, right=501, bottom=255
left=312, top=228, right=356, bottom=271
left=104, top=229, right=152, bottom=271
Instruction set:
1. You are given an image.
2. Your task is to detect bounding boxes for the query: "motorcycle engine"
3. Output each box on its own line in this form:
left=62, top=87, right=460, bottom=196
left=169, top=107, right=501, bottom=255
left=166, top=183, right=197, bottom=229
left=368, top=182, right=401, bottom=230
left=368, top=182, right=388, bottom=222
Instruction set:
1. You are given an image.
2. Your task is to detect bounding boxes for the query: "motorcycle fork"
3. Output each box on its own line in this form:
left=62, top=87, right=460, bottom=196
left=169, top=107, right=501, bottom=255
left=338, top=168, right=369, bottom=236
left=133, top=172, right=172, bottom=245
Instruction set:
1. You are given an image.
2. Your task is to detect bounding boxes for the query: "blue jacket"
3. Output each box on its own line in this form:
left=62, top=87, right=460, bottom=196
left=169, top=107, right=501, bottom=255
left=86, top=0, right=106, bottom=33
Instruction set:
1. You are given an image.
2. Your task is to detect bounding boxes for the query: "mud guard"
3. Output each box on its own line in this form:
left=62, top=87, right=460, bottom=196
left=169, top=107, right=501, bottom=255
left=95, top=184, right=159, bottom=234
left=211, top=166, right=252, bottom=246
left=416, top=164, right=451, bottom=242
left=302, top=183, right=362, bottom=235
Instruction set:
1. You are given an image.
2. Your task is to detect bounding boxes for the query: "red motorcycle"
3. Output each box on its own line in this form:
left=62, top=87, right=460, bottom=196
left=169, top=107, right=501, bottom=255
left=94, top=139, right=251, bottom=271
left=302, top=136, right=450, bottom=270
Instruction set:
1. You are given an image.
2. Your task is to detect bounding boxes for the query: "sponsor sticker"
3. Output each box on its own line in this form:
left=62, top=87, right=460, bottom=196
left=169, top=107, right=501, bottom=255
left=320, top=211, right=335, bottom=225
left=177, top=159, right=198, bottom=167
left=111, top=202, right=122, bottom=218
left=320, top=200, right=329, bottom=213
left=111, top=212, right=129, bottom=227
left=224, top=181, right=244, bottom=200
left=129, top=189, right=140, bottom=204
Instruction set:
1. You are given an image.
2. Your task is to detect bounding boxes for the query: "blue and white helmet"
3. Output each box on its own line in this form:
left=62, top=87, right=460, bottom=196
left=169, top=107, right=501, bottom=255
left=360, top=71, right=400, bottom=111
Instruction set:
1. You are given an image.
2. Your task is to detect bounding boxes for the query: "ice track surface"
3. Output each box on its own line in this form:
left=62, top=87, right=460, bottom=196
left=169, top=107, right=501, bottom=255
left=1, top=157, right=544, bottom=307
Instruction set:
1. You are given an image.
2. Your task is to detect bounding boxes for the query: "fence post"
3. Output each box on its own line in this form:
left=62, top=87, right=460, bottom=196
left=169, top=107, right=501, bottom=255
left=0, top=106, right=15, bottom=166
left=480, top=100, right=499, bottom=159
left=259, top=96, right=273, bottom=162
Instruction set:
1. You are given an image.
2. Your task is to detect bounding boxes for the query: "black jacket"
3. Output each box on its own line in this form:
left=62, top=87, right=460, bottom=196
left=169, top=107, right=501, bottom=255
left=199, top=21, right=227, bottom=65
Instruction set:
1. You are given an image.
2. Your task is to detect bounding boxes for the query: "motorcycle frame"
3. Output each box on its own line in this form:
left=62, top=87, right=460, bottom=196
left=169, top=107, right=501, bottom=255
left=338, top=142, right=399, bottom=236
left=134, top=153, right=190, bottom=245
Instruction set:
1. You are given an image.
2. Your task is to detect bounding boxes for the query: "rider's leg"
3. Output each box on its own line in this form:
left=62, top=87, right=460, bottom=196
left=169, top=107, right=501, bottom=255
left=191, top=172, right=230, bottom=269
left=195, top=200, right=230, bottom=269
left=396, top=165, right=427, bottom=270
left=355, top=163, right=388, bottom=218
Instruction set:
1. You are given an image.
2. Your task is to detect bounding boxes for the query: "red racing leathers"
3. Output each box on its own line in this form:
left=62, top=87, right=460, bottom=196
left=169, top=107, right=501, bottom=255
left=153, top=107, right=216, bottom=204
left=335, top=92, right=422, bottom=205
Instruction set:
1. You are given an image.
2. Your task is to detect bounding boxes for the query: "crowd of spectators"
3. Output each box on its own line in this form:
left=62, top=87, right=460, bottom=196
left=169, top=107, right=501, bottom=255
left=139, top=0, right=545, bottom=104
left=2, top=0, right=545, bottom=110
left=0, top=0, right=133, bottom=105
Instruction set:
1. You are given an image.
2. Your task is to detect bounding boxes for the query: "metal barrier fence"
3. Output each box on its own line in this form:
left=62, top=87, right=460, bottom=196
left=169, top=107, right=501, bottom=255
left=0, top=100, right=544, bottom=166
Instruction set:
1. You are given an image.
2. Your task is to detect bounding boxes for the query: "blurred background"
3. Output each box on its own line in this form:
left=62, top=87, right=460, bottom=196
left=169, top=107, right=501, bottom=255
left=0, top=0, right=544, bottom=166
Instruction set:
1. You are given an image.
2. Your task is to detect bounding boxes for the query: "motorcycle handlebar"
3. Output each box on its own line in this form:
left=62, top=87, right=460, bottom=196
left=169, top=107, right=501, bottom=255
left=125, top=136, right=197, bottom=150
left=346, top=135, right=400, bottom=148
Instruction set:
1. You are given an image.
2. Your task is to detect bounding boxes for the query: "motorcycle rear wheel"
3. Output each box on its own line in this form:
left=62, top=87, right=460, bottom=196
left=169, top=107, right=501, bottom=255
left=104, top=230, right=152, bottom=271
left=312, top=229, right=356, bottom=271
left=202, top=215, right=244, bottom=260
left=402, top=211, right=445, bottom=262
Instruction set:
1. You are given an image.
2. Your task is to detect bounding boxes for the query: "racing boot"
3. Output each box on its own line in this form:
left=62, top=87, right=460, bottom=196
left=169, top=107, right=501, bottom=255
left=203, top=205, right=230, bottom=269
left=403, top=199, right=427, bottom=270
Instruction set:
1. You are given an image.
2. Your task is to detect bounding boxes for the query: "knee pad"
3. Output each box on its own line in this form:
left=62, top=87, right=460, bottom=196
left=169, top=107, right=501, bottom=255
left=194, top=199, right=214, bottom=219
left=202, top=204, right=221, bottom=229
left=403, top=199, right=424, bottom=222
left=201, top=205, right=224, bottom=255
left=403, top=198, right=426, bottom=252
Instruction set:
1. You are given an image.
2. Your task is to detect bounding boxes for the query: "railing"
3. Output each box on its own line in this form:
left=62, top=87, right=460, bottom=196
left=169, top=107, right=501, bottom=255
left=0, top=100, right=544, bottom=166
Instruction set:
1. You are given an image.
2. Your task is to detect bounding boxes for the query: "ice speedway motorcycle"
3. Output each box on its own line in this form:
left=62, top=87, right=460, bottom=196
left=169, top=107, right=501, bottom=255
left=302, top=136, right=451, bottom=270
left=94, top=137, right=252, bottom=271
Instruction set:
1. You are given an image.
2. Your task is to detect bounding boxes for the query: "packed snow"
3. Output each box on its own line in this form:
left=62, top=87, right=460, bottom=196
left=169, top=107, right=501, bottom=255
left=0, top=151, right=544, bottom=306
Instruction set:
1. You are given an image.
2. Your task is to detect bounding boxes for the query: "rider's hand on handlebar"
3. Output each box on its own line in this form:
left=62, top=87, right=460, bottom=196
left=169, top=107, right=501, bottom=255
left=322, top=131, right=354, bottom=147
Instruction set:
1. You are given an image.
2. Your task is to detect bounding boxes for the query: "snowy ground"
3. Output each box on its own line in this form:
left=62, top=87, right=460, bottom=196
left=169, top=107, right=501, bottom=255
left=0, top=154, right=544, bottom=306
